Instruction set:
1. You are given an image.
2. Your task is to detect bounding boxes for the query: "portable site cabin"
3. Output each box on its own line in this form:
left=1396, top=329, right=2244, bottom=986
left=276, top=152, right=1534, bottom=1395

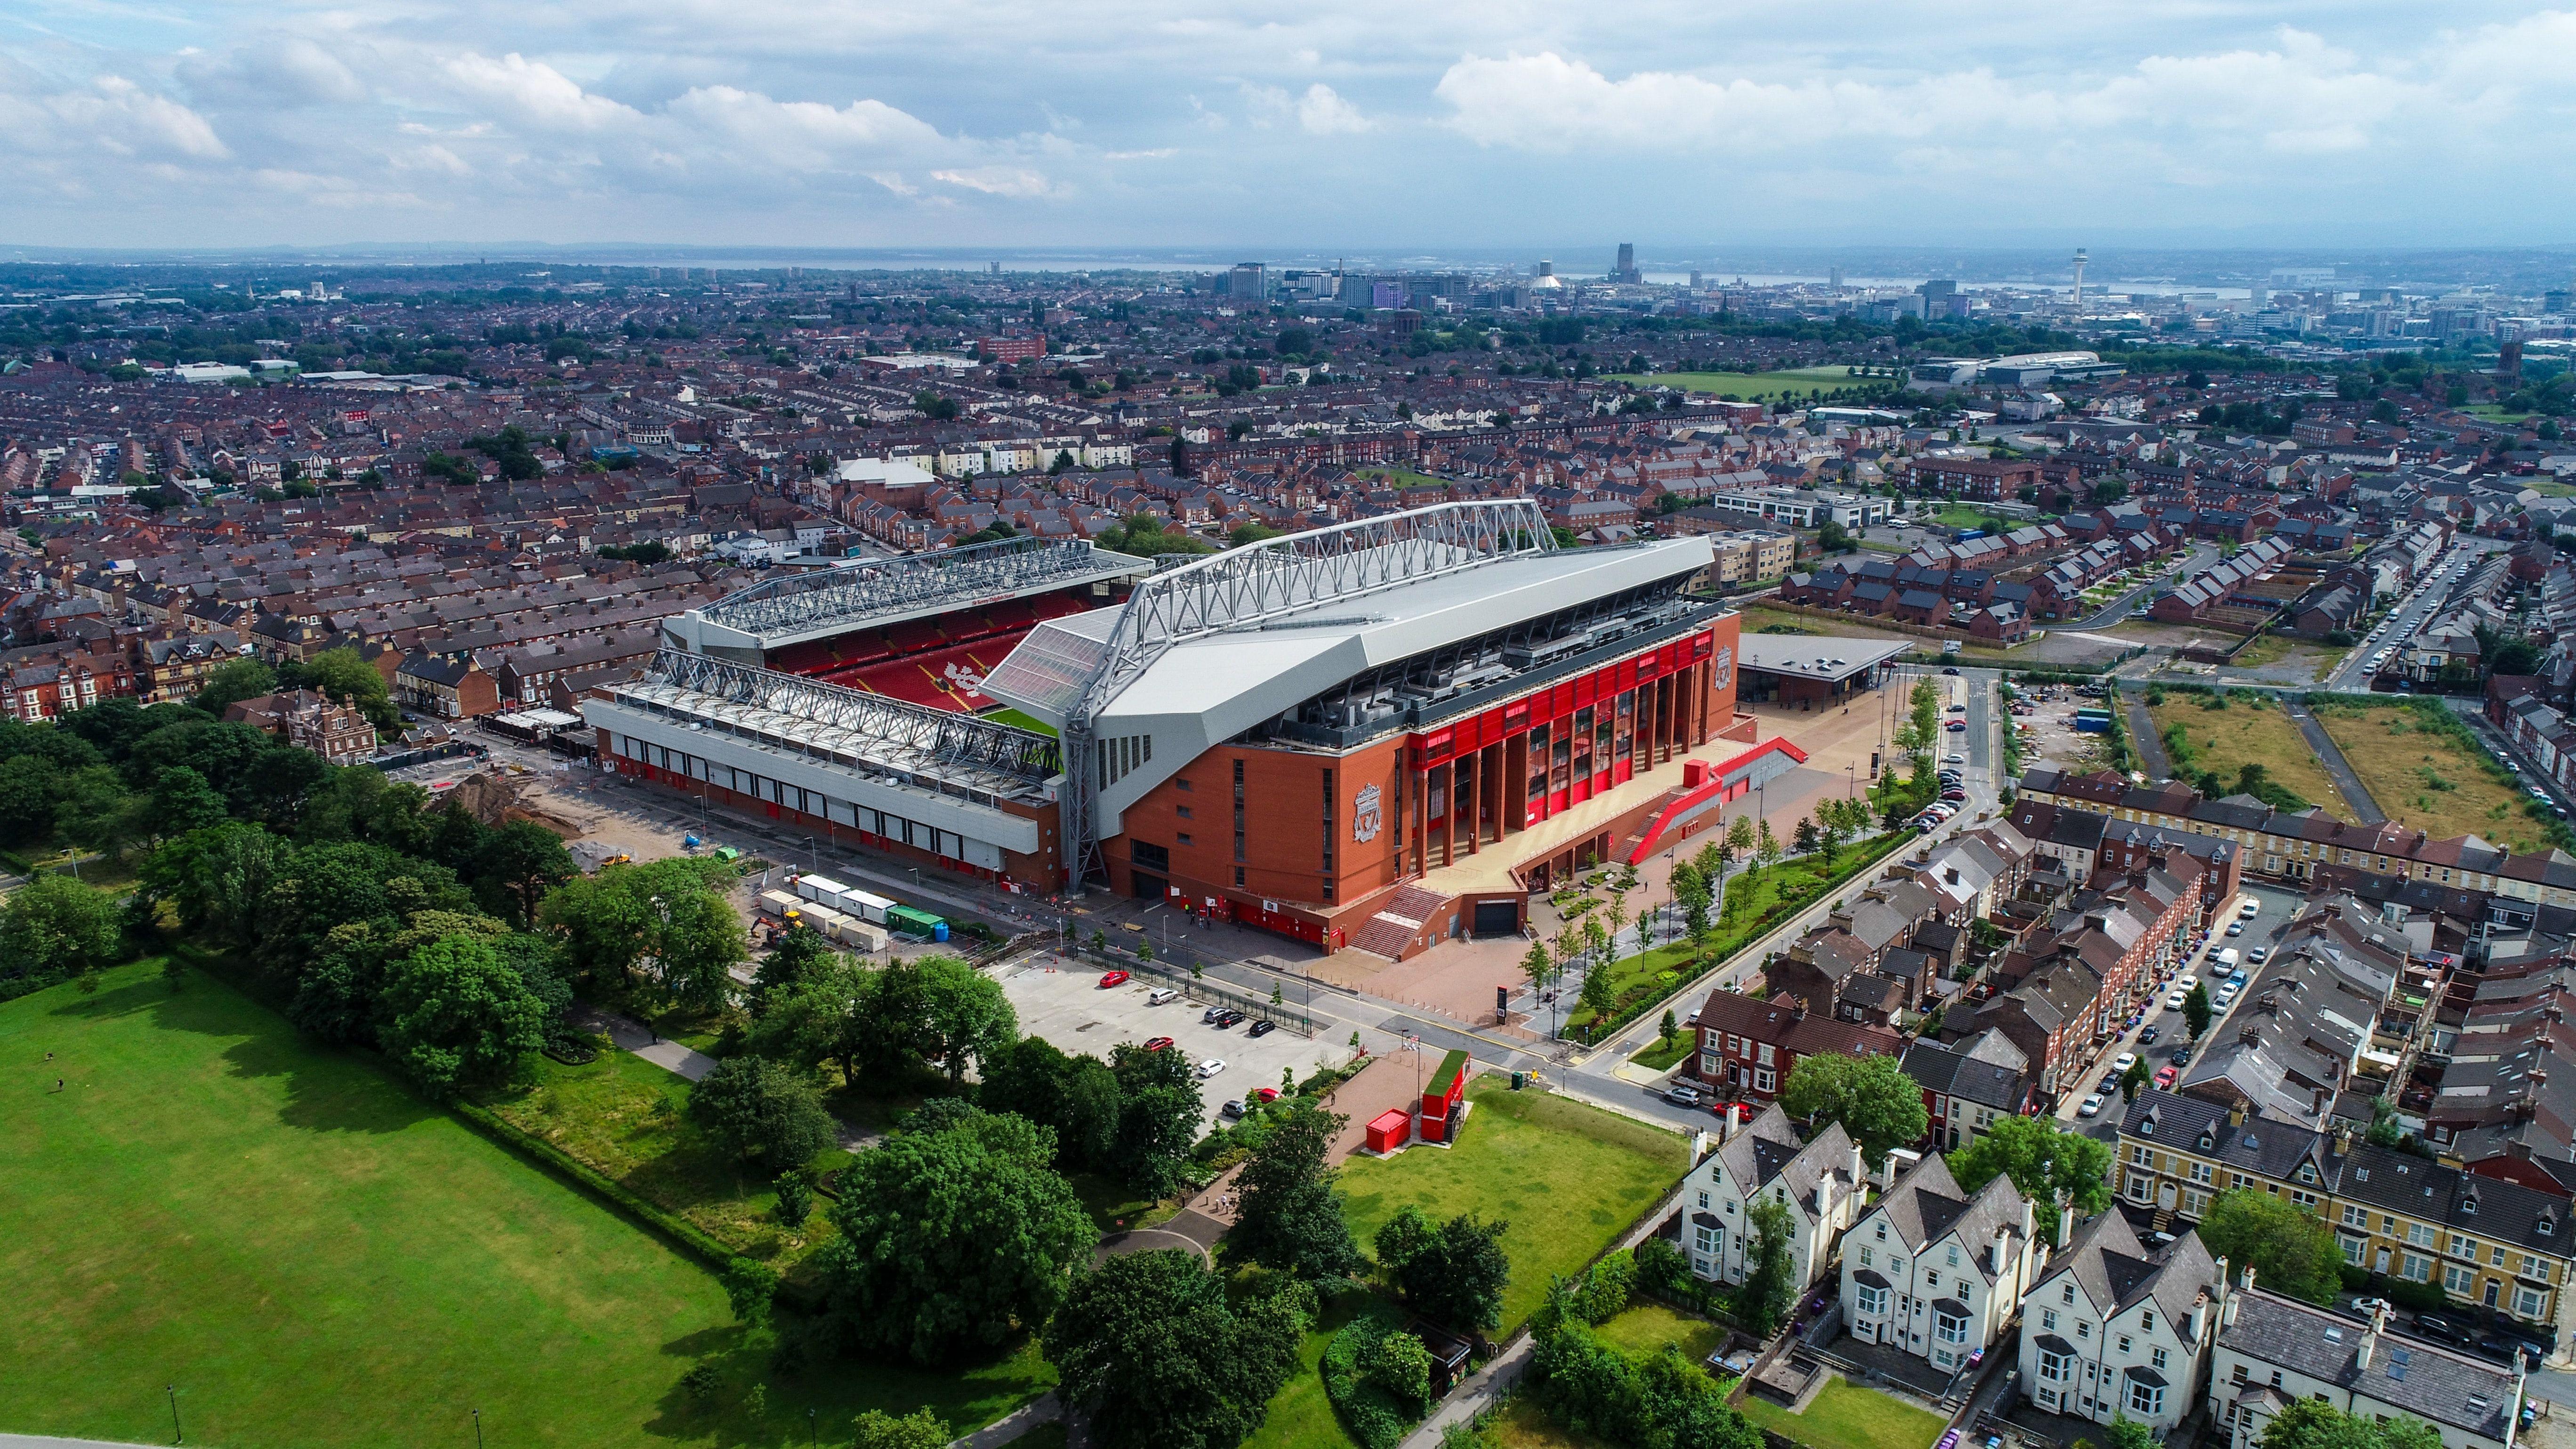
left=1365, top=1109, right=1413, bottom=1154
left=886, top=904, right=949, bottom=942
left=1419, top=1049, right=1470, bottom=1143
left=839, top=889, right=895, bottom=926
left=795, top=875, right=853, bottom=912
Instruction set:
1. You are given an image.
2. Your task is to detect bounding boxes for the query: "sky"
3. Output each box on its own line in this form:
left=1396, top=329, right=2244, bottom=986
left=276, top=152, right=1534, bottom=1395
left=3, top=1, right=2574, bottom=254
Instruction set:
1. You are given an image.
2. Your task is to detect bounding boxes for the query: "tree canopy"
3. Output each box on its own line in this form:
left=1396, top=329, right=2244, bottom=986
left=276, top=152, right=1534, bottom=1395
left=1947, top=1114, right=2111, bottom=1243
left=815, top=1109, right=1095, bottom=1363
left=1228, top=1101, right=1364, bottom=1278
left=1045, top=1249, right=1308, bottom=1449
left=2197, top=1188, right=2343, bottom=1306
left=1779, top=1051, right=1928, bottom=1165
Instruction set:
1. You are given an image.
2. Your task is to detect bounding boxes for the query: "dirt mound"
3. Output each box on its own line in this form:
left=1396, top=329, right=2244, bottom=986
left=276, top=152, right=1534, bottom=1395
left=447, top=769, right=584, bottom=839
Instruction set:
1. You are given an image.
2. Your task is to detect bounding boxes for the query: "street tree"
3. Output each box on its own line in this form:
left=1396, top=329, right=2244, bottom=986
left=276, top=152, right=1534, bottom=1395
left=914, top=955, right=1018, bottom=1084
left=1736, top=1197, right=1796, bottom=1334
left=2184, top=983, right=2214, bottom=1040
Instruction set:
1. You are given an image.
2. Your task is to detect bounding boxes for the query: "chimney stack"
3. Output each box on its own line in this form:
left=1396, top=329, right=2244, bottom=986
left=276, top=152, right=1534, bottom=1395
left=2058, top=1193, right=2076, bottom=1249
left=1992, top=1225, right=2011, bottom=1274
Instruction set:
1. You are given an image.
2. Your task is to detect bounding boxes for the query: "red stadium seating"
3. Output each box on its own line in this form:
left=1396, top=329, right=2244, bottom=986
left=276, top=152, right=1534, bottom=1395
left=767, top=588, right=1102, bottom=706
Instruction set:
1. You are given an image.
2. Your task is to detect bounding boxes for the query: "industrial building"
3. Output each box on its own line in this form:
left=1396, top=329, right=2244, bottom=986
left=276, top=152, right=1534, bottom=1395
left=589, top=502, right=1804, bottom=957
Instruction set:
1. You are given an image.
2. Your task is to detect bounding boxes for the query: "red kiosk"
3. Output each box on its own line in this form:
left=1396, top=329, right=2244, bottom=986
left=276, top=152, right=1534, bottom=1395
left=1364, top=1109, right=1413, bottom=1154
left=1418, top=1049, right=1471, bottom=1144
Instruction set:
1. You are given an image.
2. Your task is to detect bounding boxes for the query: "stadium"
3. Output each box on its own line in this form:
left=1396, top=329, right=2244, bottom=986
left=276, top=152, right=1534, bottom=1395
left=587, top=501, right=1805, bottom=957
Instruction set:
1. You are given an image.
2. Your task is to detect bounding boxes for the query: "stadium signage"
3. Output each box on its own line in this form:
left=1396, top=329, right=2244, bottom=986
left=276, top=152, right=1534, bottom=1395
left=1352, top=782, right=1383, bottom=844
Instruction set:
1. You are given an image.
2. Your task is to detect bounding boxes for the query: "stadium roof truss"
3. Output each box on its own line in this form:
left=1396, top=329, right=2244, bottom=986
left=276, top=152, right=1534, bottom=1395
left=693, top=535, right=1143, bottom=644
left=635, top=647, right=1062, bottom=788
left=1057, top=498, right=1556, bottom=890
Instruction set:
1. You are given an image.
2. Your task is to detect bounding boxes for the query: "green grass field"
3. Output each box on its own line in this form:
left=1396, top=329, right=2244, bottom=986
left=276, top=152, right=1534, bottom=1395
left=1734, top=1375, right=1946, bottom=1449
left=1339, top=1079, right=1686, bottom=1335
left=0, top=961, right=1051, bottom=1449
left=1605, top=368, right=1891, bottom=402
left=984, top=708, right=1059, bottom=737
left=1593, top=1303, right=1725, bottom=1363
left=1240, top=1287, right=1377, bottom=1449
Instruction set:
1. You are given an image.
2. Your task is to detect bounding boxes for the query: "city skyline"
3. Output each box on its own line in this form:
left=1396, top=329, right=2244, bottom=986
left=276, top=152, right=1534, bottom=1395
left=5, top=1, right=2576, bottom=250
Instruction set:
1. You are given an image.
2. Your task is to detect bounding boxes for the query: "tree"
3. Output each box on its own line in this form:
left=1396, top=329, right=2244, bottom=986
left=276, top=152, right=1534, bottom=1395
left=1779, top=1052, right=1928, bottom=1166
left=1791, top=815, right=1820, bottom=858
left=1578, top=961, right=1617, bottom=1028
left=190, top=656, right=279, bottom=716
left=915, top=955, right=1017, bottom=1084
left=1110, top=1039, right=1204, bottom=1195
left=1659, top=1008, right=1679, bottom=1047
left=374, top=934, right=547, bottom=1097
left=290, top=647, right=402, bottom=734
left=2121, top=1056, right=2149, bottom=1102
left=1946, top=1115, right=2111, bottom=1242
left=722, top=1256, right=781, bottom=1326
left=143, top=765, right=230, bottom=841
left=816, top=1110, right=1095, bottom=1363
left=2184, top=983, right=2214, bottom=1040
left=1045, top=1249, right=1307, bottom=1449
left=1605, top=888, right=1629, bottom=956
left=1231, top=1102, right=1364, bottom=1277
left=1521, top=940, right=1553, bottom=995
left=2258, top=1399, right=2446, bottom=1449
left=2198, top=1187, right=2343, bottom=1305
left=1736, top=1197, right=1796, bottom=1335
left=472, top=820, right=574, bottom=927
left=751, top=923, right=836, bottom=1014
left=1725, top=813, right=1756, bottom=861
left=2105, top=1416, right=2160, bottom=1449
left=0, top=874, right=123, bottom=983
left=848, top=1409, right=954, bottom=1449
left=536, top=857, right=743, bottom=1004
left=1754, top=819, right=1781, bottom=872
left=1674, top=871, right=1714, bottom=964
left=1383, top=1210, right=1511, bottom=1332
left=689, top=1055, right=836, bottom=1172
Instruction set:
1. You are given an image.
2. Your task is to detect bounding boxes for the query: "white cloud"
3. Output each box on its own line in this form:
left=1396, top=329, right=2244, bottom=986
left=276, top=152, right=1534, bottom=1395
left=1295, top=82, right=1371, bottom=134
left=442, top=52, right=639, bottom=133
left=931, top=166, right=1055, bottom=197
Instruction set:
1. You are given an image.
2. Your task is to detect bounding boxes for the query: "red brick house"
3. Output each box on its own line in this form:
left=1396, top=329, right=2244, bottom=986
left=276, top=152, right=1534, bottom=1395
left=1687, top=990, right=1904, bottom=1103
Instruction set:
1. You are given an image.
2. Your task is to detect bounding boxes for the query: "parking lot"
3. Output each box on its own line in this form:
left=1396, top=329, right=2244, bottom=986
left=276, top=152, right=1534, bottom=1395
left=992, top=952, right=1352, bottom=1127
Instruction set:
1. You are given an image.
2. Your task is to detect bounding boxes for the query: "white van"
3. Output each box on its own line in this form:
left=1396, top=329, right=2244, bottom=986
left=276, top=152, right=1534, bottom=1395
left=2215, top=948, right=2242, bottom=969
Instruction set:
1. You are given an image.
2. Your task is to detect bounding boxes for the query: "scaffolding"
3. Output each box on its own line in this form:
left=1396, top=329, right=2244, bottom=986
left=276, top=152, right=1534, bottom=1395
left=692, top=535, right=1142, bottom=643
left=1057, top=499, right=1556, bottom=891
left=636, top=648, right=1062, bottom=787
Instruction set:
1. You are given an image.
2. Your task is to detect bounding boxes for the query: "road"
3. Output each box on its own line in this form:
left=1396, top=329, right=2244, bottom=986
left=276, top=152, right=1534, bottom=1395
left=1556, top=665, right=2012, bottom=1125
left=2065, top=544, right=2222, bottom=631
left=2319, top=539, right=2494, bottom=692
left=2050, top=877, right=2306, bottom=1135
left=2282, top=697, right=2385, bottom=823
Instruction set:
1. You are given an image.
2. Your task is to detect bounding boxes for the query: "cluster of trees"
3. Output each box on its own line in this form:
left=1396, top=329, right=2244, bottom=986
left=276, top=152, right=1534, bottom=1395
left=1095, top=511, right=1217, bottom=560
left=1529, top=1257, right=1764, bottom=1449
left=2194, top=1187, right=2345, bottom=1306
left=1778, top=1052, right=1929, bottom=1167
left=1945, top=1114, right=2111, bottom=1245
left=191, top=645, right=404, bottom=734
left=1373, top=1207, right=1513, bottom=1334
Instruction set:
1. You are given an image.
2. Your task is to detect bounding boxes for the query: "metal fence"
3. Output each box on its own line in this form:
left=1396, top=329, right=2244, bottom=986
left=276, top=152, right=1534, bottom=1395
left=1063, top=942, right=1320, bottom=1037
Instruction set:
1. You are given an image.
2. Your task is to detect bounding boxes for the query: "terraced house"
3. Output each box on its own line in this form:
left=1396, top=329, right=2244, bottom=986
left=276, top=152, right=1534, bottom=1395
left=2019, top=1209, right=2227, bottom=1433
left=2020, top=767, right=2576, bottom=907
left=1840, top=1154, right=2040, bottom=1374
left=1679, top=1103, right=1865, bottom=1294
left=2115, top=1090, right=2576, bottom=1349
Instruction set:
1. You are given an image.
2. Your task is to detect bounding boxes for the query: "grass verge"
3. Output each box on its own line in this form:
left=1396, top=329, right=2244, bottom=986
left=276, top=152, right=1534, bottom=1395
left=1593, top=1302, right=1726, bottom=1362
left=1338, top=1078, right=1685, bottom=1336
left=2143, top=691, right=2345, bottom=813
left=2312, top=697, right=2572, bottom=855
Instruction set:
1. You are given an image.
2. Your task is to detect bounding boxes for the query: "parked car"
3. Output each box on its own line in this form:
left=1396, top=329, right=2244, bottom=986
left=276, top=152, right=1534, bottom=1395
left=2155, top=1066, right=2179, bottom=1088
left=2225, top=922, right=2244, bottom=937
left=2171, top=1046, right=2192, bottom=1066
left=2165, top=989, right=2188, bottom=1010
left=2246, top=948, right=2268, bottom=965
left=1201, top=1006, right=1228, bottom=1024
left=2239, top=900, right=2260, bottom=918
left=1665, top=1082, right=1705, bottom=1108
left=1945, top=720, right=1968, bottom=732
left=1143, top=1036, right=1175, bottom=1052
left=1197, top=1059, right=1227, bottom=1079
left=1248, top=1019, right=1277, bottom=1038
left=1098, top=970, right=1132, bottom=989
left=1254, top=1086, right=1281, bottom=1103
left=2113, top=1052, right=2139, bottom=1073
left=1943, top=753, right=1965, bottom=764
left=2412, top=1314, right=2465, bottom=1345
left=1220, top=1099, right=1246, bottom=1119
left=2139, top=1025, right=2160, bottom=1045
left=2351, top=1296, right=2392, bottom=1320
left=2099, top=1072, right=2123, bottom=1094
left=2078, top=1095, right=2105, bottom=1117
left=2177, top=974, right=2200, bottom=991
left=1941, top=667, right=1962, bottom=676
left=1147, top=987, right=1179, bottom=1006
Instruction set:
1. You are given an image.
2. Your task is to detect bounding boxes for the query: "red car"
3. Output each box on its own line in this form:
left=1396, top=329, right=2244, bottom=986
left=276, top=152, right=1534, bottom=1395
left=2155, top=1065, right=2180, bottom=1088
left=1098, top=970, right=1131, bottom=989
left=1143, top=1036, right=1175, bottom=1052
left=1254, top=1087, right=1281, bottom=1103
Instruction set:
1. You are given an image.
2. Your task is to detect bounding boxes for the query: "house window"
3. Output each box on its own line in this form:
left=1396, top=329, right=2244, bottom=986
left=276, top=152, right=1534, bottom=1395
left=2407, top=1223, right=2435, bottom=1248
left=1857, top=1284, right=1888, bottom=1316
left=2445, top=1264, right=2476, bottom=1295
left=1694, top=1224, right=1718, bottom=1257
left=2152, top=1348, right=2169, bottom=1371
left=1860, top=1247, right=1874, bottom=1267
left=2343, top=1236, right=2366, bottom=1266
left=2128, top=1381, right=2165, bottom=1417
left=2062, top=1284, right=2076, bottom=1304
left=1698, top=1191, right=1711, bottom=1210
left=1935, top=1312, right=1968, bottom=1344
left=1926, top=1272, right=1940, bottom=1289
left=1757, top=1043, right=1775, bottom=1066
left=2117, top=1336, right=2133, bottom=1354
left=2039, top=1350, right=2069, bottom=1383
left=2127, top=1174, right=2153, bottom=1204
left=1754, top=1068, right=1776, bottom=1093
left=2077, top=1321, right=2090, bottom=1339
left=2342, top=1205, right=2369, bottom=1228
left=2401, top=1254, right=2432, bottom=1283
left=2230, top=1365, right=2250, bottom=1388
left=1947, top=1246, right=1960, bottom=1267
left=2517, top=1286, right=2549, bottom=1320
left=2451, top=1235, right=2479, bottom=1260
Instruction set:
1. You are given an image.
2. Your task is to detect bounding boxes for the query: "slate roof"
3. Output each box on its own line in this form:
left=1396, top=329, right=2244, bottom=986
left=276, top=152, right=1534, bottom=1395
left=2032, top=1208, right=2220, bottom=1332
left=2219, top=1288, right=2520, bottom=1441
left=1868, top=1151, right=2032, bottom=1286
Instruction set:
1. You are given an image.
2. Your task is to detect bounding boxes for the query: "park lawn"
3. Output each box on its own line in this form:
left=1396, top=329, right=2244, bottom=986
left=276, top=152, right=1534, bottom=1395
left=477, top=1046, right=856, bottom=1260
left=1607, top=368, right=1886, bottom=401
left=1354, top=466, right=1451, bottom=492
left=1339, top=1078, right=1687, bottom=1335
left=1593, top=1302, right=1726, bottom=1362
left=1629, top=1033, right=1694, bottom=1072
left=1485, top=1394, right=1614, bottom=1449
left=2144, top=695, right=2347, bottom=813
left=985, top=708, right=1058, bottom=738
left=1932, top=505, right=2016, bottom=532
left=1733, top=1375, right=1947, bottom=1449
left=2314, top=700, right=2561, bottom=856
left=0, top=961, right=1052, bottom=1449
